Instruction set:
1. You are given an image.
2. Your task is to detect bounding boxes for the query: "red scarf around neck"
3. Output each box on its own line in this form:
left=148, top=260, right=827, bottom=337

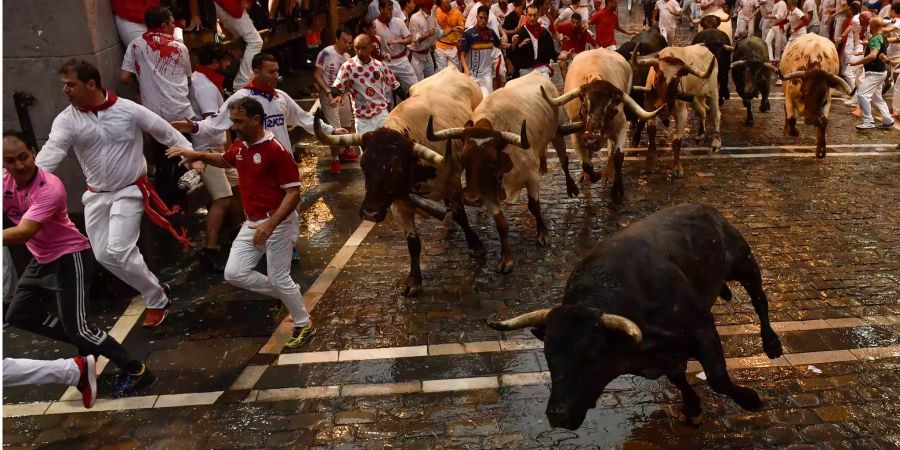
left=195, top=65, right=225, bottom=94
left=75, top=91, right=118, bottom=113
left=245, top=80, right=276, bottom=96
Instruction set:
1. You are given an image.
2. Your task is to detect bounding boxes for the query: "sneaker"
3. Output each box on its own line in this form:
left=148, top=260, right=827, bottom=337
left=74, top=355, right=97, bottom=408
left=856, top=122, right=877, bottom=130
left=339, top=149, right=359, bottom=162
left=285, top=324, right=316, bottom=349
left=199, top=248, right=225, bottom=273
left=878, top=121, right=896, bottom=129
left=330, top=159, right=341, bottom=175
left=852, top=108, right=861, bottom=117
left=142, top=302, right=170, bottom=328
left=844, top=98, right=858, bottom=106
left=114, top=364, right=156, bottom=397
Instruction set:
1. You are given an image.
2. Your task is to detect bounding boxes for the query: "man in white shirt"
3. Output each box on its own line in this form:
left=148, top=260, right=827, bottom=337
left=766, top=0, right=788, bottom=63
left=173, top=54, right=348, bottom=161
left=213, top=0, right=264, bottom=89
left=491, top=0, right=517, bottom=24
left=802, top=0, right=820, bottom=34
left=37, top=59, right=193, bottom=328
left=314, top=27, right=356, bottom=174
left=783, top=0, right=810, bottom=44
left=189, top=43, right=239, bottom=273
left=375, top=0, right=421, bottom=92
left=409, top=0, right=441, bottom=81
left=735, top=0, right=760, bottom=40
left=832, top=0, right=850, bottom=43
left=330, top=34, right=401, bottom=133
left=656, top=0, right=683, bottom=41
left=819, top=0, right=835, bottom=39
left=368, top=0, right=407, bottom=21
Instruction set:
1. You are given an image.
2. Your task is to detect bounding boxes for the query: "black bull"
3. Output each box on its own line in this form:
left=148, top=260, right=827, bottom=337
left=487, top=203, right=784, bottom=430
left=692, top=29, right=733, bottom=105
left=730, top=36, right=778, bottom=125
left=616, top=28, right=668, bottom=146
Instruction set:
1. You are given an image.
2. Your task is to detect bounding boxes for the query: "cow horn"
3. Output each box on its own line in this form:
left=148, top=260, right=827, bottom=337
left=730, top=59, right=747, bottom=69
left=780, top=70, right=808, bottom=81
left=486, top=308, right=551, bottom=330
left=601, top=314, right=643, bottom=344
left=557, top=121, right=585, bottom=136
left=631, top=85, right=651, bottom=93
left=629, top=46, right=641, bottom=65
left=636, top=57, right=660, bottom=67
left=623, top=93, right=661, bottom=120
left=412, top=142, right=445, bottom=165
left=500, top=120, right=530, bottom=150
left=542, top=85, right=582, bottom=106
left=426, top=116, right=467, bottom=142
left=826, top=73, right=854, bottom=95
left=314, top=111, right=364, bottom=146
left=683, top=56, right=716, bottom=79
left=763, top=62, right=780, bottom=73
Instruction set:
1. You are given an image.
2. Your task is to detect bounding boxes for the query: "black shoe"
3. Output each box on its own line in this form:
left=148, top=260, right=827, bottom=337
left=161, top=282, right=171, bottom=296
left=114, top=365, right=156, bottom=397
left=200, top=248, right=226, bottom=273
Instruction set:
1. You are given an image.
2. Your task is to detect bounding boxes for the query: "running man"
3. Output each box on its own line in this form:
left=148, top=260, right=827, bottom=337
left=4, top=356, right=97, bottom=408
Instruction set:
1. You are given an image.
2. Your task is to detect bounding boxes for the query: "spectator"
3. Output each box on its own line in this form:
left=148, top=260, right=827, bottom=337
left=465, top=0, right=507, bottom=89
left=189, top=43, right=241, bottom=272
left=589, top=0, right=635, bottom=50
left=502, top=0, right=527, bottom=77
left=850, top=17, right=895, bottom=129
left=314, top=27, right=358, bottom=174
left=167, top=97, right=316, bottom=350
left=657, top=0, right=684, bottom=41
left=358, top=18, right=388, bottom=61
left=375, top=0, right=421, bottom=92
left=461, top=5, right=505, bottom=94
left=556, top=13, right=598, bottom=78
left=409, top=0, right=441, bottom=80
left=214, top=0, right=264, bottom=89
left=368, top=0, right=407, bottom=21
left=510, top=4, right=561, bottom=76
left=330, top=35, right=401, bottom=133
left=435, top=0, right=467, bottom=71
left=37, top=59, right=190, bottom=328
left=491, top=0, right=516, bottom=24
left=842, top=2, right=864, bottom=105
left=3, top=131, right=153, bottom=396
left=821, top=0, right=836, bottom=39
left=782, top=0, right=810, bottom=45
left=765, top=0, right=788, bottom=65
left=803, top=0, right=821, bottom=34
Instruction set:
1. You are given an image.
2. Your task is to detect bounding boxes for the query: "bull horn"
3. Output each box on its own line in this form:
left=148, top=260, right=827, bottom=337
left=557, top=121, right=585, bottom=136
left=542, top=85, right=582, bottom=106
left=426, top=116, right=467, bottom=142
left=486, top=308, right=551, bottom=330
left=623, top=93, right=661, bottom=120
left=629, top=46, right=641, bottom=66
left=500, top=120, right=530, bottom=150
left=683, top=56, right=716, bottom=79
left=780, top=70, right=809, bottom=81
left=601, top=314, right=643, bottom=344
left=314, top=111, right=364, bottom=146
left=730, top=59, right=747, bottom=69
left=826, top=73, right=854, bottom=96
left=637, top=57, right=660, bottom=67
left=763, top=62, right=780, bottom=73
left=631, top=85, right=651, bottom=93
left=412, top=142, right=445, bottom=165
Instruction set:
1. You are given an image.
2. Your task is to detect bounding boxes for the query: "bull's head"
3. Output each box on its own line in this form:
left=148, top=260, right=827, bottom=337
left=486, top=306, right=643, bottom=430
left=780, top=69, right=853, bottom=125
left=691, top=13, right=731, bottom=30
left=314, top=112, right=444, bottom=222
left=730, top=59, right=779, bottom=99
left=637, top=54, right=715, bottom=124
left=426, top=117, right=529, bottom=205
left=542, top=82, right=659, bottom=146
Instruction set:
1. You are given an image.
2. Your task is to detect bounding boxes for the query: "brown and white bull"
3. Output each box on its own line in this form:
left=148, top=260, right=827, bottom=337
left=637, top=44, right=718, bottom=177
left=315, top=67, right=484, bottom=296
left=540, top=48, right=660, bottom=203
left=777, top=33, right=853, bottom=159
left=426, top=72, right=573, bottom=273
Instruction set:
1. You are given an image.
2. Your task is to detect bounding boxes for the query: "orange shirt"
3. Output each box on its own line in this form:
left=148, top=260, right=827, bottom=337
left=435, top=7, right=465, bottom=49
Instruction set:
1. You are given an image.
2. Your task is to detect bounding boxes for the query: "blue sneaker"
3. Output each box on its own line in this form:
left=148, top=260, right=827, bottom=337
left=114, top=364, right=156, bottom=397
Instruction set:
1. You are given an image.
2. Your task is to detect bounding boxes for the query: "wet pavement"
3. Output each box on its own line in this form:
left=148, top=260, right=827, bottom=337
left=4, top=6, right=900, bottom=450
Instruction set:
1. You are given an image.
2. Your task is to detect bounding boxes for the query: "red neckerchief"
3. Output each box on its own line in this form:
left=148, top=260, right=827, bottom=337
left=195, top=65, right=225, bottom=94
left=75, top=91, right=118, bottom=113
left=245, top=80, right=277, bottom=101
left=142, top=28, right=180, bottom=59
left=525, top=22, right=545, bottom=39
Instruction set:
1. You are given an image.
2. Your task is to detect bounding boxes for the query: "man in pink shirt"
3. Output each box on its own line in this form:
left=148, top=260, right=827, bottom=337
left=2, top=131, right=154, bottom=397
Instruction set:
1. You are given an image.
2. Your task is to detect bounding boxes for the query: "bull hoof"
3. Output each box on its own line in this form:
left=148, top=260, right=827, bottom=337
left=468, top=242, right=487, bottom=259
left=788, top=127, right=800, bottom=138
left=678, top=412, right=703, bottom=427
left=496, top=257, right=515, bottom=274
left=536, top=231, right=550, bottom=247
left=566, top=179, right=580, bottom=198
left=734, top=388, right=763, bottom=411
left=762, top=332, right=784, bottom=359
left=815, top=149, right=826, bottom=159
left=402, top=283, right=423, bottom=297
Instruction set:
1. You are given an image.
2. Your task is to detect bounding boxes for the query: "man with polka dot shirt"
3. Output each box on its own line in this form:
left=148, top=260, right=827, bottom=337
left=329, top=34, right=401, bottom=134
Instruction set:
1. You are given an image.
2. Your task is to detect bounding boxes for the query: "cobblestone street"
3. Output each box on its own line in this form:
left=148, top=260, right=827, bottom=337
left=4, top=5, right=900, bottom=450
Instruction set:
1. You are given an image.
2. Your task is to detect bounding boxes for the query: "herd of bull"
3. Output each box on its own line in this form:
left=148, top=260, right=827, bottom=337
left=310, top=14, right=858, bottom=430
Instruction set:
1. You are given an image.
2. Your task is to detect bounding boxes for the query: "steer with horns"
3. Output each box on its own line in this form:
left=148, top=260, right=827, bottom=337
left=777, top=33, right=853, bottom=159
left=730, top=37, right=779, bottom=125
left=635, top=44, right=718, bottom=176
left=427, top=72, right=574, bottom=273
left=541, top=48, right=660, bottom=202
left=315, top=67, right=484, bottom=296
left=486, top=203, right=784, bottom=430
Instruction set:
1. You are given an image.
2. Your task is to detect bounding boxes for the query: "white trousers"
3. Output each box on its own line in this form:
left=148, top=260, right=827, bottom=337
left=520, top=66, right=553, bottom=77
left=473, top=74, right=494, bottom=96
left=114, top=16, right=147, bottom=46
left=787, top=29, right=806, bottom=45
left=844, top=42, right=864, bottom=92
left=355, top=109, right=389, bottom=134
left=857, top=71, right=893, bottom=124
left=215, top=4, right=264, bottom=88
left=893, top=68, right=900, bottom=113
left=387, top=58, right=420, bottom=91
left=3, top=358, right=79, bottom=387
left=411, top=52, right=436, bottom=80
left=82, top=186, right=168, bottom=309
left=3, top=247, right=18, bottom=298
left=832, top=14, right=847, bottom=43
left=766, top=26, right=785, bottom=61
left=224, top=212, right=309, bottom=327
left=435, top=47, right=461, bottom=72
left=760, top=19, right=771, bottom=42
left=735, top=17, right=755, bottom=40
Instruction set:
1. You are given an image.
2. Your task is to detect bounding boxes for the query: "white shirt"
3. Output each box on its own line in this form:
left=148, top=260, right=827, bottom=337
left=490, top=3, right=515, bottom=24
left=315, top=45, right=350, bottom=86
left=37, top=94, right=192, bottom=192
left=465, top=2, right=502, bottom=35
left=409, top=8, right=440, bottom=52
left=122, top=31, right=193, bottom=122
left=557, top=6, right=576, bottom=23
left=787, top=7, right=807, bottom=36
left=771, top=1, right=788, bottom=26
left=736, top=0, right=759, bottom=21
left=194, top=87, right=334, bottom=154
left=819, top=0, right=834, bottom=21
left=333, top=56, right=400, bottom=118
left=802, top=0, right=819, bottom=26
left=367, top=0, right=407, bottom=21
left=189, top=70, right=226, bottom=151
left=657, top=0, right=683, bottom=29
left=375, top=17, right=412, bottom=60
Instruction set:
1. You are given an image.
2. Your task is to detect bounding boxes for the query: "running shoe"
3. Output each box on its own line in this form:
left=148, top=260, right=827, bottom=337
left=330, top=159, right=341, bottom=175
left=142, top=302, right=170, bottom=328
left=74, top=355, right=97, bottom=408
left=339, top=149, right=360, bottom=162
left=114, top=364, right=156, bottom=397
left=856, top=122, right=876, bottom=130
left=285, top=325, right=316, bottom=349
left=878, top=121, right=896, bottom=129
